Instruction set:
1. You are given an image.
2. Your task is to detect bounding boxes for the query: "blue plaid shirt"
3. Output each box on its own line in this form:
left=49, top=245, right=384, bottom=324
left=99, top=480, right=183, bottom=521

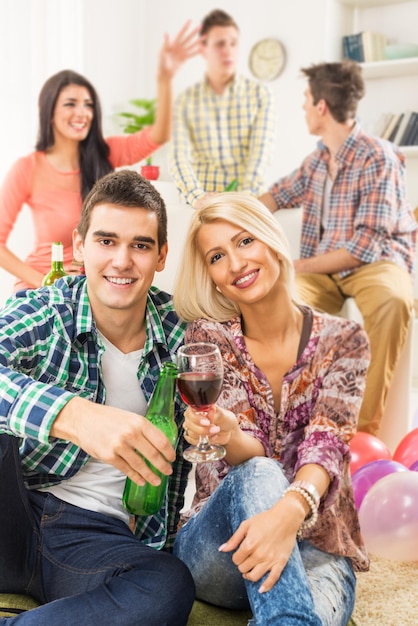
left=0, top=275, right=189, bottom=550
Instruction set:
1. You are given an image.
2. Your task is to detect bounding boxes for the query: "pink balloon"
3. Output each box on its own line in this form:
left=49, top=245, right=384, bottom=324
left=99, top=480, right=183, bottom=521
left=349, top=432, right=392, bottom=476
left=359, top=471, right=418, bottom=561
left=393, top=428, right=418, bottom=468
left=410, top=460, right=418, bottom=472
left=351, top=459, right=407, bottom=510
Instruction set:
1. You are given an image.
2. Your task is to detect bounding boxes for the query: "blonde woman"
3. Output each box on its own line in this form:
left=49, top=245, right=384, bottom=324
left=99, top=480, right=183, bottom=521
left=173, top=193, right=370, bottom=626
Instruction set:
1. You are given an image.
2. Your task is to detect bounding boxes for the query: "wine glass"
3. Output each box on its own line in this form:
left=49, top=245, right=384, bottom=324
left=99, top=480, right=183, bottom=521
left=177, top=342, right=226, bottom=463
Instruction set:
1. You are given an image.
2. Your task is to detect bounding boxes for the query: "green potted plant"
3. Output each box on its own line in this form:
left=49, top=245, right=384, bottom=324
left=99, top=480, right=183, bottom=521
left=116, top=98, right=160, bottom=180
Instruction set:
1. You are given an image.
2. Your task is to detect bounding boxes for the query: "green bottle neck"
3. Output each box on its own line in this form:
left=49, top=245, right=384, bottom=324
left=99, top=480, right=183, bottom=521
left=50, top=261, right=65, bottom=272
left=147, top=362, right=178, bottom=417
left=49, top=242, right=66, bottom=276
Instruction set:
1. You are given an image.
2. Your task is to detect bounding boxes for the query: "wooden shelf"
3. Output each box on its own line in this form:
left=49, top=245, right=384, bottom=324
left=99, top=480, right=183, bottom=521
left=336, top=0, right=414, bottom=7
left=361, top=56, right=418, bottom=78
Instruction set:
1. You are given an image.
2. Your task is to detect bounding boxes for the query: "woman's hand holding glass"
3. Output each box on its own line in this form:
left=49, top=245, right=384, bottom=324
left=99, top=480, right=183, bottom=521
left=183, top=403, right=238, bottom=450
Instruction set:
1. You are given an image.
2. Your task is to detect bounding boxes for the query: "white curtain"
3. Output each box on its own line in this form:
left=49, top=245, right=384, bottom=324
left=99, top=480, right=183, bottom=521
left=0, top=0, right=84, bottom=301
left=0, top=0, right=84, bottom=175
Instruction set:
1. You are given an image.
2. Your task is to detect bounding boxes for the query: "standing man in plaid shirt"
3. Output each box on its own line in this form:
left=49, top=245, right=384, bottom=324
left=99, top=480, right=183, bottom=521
left=260, top=60, right=416, bottom=438
left=169, top=9, right=276, bottom=209
left=0, top=169, right=194, bottom=625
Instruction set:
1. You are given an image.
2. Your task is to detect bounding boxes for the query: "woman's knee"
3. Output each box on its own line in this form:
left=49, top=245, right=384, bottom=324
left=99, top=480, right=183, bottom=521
left=225, top=457, right=289, bottom=519
left=228, top=457, right=288, bottom=492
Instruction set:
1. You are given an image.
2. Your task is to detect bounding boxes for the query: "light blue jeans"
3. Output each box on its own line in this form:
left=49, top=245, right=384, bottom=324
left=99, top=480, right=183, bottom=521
left=174, top=457, right=356, bottom=626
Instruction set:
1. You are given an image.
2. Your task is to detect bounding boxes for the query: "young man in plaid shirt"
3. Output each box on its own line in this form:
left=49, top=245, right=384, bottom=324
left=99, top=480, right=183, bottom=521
left=0, top=169, right=194, bottom=625
left=169, top=9, right=275, bottom=209
left=260, top=60, right=416, bottom=437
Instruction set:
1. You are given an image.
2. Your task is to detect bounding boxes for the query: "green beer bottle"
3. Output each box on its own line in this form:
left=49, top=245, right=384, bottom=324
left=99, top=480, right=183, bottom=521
left=122, top=361, right=178, bottom=516
left=224, top=178, right=238, bottom=191
left=42, top=241, right=67, bottom=286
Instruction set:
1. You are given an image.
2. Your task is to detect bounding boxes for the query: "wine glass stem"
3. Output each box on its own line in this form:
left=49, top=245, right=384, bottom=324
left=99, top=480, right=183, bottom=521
left=195, top=410, right=212, bottom=452
left=196, top=435, right=211, bottom=452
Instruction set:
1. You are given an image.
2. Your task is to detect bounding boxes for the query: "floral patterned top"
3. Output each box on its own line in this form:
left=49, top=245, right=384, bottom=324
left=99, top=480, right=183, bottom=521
left=180, top=306, right=371, bottom=572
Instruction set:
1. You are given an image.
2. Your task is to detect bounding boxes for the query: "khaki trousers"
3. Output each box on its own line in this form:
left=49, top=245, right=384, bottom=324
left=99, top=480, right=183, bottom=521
left=296, top=261, right=414, bottom=436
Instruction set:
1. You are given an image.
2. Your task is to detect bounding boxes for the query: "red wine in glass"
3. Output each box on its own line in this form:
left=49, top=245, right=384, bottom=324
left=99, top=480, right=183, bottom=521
left=177, top=343, right=226, bottom=463
left=177, top=372, right=223, bottom=410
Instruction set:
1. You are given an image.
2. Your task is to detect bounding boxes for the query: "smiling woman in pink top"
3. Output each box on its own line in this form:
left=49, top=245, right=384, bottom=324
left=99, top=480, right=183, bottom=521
left=0, top=21, right=199, bottom=292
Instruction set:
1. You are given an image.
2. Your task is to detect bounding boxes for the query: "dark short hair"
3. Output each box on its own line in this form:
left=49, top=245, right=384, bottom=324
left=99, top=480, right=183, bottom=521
left=200, top=9, right=239, bottom=38
left=301, top=61, right=365, bottom=123
left=77, top=169, right=167, bottom=250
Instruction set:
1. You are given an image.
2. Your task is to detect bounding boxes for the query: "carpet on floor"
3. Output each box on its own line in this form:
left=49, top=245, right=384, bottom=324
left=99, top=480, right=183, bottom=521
left=352, top=555, right=418, bottom=626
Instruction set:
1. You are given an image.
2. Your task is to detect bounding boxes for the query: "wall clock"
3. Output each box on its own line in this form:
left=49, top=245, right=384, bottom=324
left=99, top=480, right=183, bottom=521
left=249, top=38, right=286, bottom=81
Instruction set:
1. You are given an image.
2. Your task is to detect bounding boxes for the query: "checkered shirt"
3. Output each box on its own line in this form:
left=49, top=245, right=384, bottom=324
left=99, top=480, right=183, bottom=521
left=0, top=275, right=189, bottom=550
left=269, top=124, right=416, bottom=277
left=169, top=74, right=276, bottom=206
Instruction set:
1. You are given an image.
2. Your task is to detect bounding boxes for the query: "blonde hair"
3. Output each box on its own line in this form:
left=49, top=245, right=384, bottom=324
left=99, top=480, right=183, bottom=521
left=173, top=193, right=295, bottom=323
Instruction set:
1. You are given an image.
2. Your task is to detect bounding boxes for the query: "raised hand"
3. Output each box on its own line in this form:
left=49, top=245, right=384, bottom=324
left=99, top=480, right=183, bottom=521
left=158, top=20, right=202, bottom=79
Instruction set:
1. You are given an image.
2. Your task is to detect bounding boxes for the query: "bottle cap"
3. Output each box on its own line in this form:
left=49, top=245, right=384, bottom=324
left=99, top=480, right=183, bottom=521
left=51, top=242, right=64, bottom=262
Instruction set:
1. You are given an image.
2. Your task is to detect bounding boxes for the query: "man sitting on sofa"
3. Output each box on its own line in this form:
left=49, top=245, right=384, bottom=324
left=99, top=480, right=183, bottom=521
left=260, top=60, right=416, bottom=437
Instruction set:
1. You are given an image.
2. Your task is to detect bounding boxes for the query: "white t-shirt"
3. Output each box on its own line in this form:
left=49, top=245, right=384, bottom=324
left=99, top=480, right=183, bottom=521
left=321, top=174, right=333, bottom=232
left=41, top=331, right=147, bottom=524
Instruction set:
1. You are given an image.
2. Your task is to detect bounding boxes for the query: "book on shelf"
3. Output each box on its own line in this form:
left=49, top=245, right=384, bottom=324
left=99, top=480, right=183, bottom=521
left=342, top=31, right=387, bottom=63
left=411, top=116, right=418, bottom=147
left=388, top=113, right=404, bottom=143
left=374, top=111, right=418, bottom=147
left=343, top=33, right=364, bottom=62
left=361, top=31, right=387, bottom=62
left=393, top=111, right=414, bottom=145
left=372, top=112, right=395, bottom=139
left=402, top=112, right=418, bottom=146
left=381, top=113, right=403, bottom=141
left=410, top=121, right=418, bottom=147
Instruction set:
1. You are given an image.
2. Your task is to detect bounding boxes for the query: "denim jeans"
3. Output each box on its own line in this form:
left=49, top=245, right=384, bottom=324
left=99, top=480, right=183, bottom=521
left=0, top=434, right=195, bottom=625
left=174, top=457, right=356, bottom=626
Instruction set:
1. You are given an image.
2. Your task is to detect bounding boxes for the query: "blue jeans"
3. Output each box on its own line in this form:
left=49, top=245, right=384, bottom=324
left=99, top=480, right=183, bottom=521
left=0, top=434, right=195, bottom=625
left=174, top=457, right=356, bottom=626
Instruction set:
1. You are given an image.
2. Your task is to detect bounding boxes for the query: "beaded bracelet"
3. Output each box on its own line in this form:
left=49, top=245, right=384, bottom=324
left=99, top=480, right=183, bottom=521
left=283, top=484, right=319, bottom=537
left=291, top=480, right=321, bottom=510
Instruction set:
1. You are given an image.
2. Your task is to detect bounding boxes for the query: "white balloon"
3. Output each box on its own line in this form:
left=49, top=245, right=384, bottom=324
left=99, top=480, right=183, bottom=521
left=358, top=471, right=418, bottom=562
